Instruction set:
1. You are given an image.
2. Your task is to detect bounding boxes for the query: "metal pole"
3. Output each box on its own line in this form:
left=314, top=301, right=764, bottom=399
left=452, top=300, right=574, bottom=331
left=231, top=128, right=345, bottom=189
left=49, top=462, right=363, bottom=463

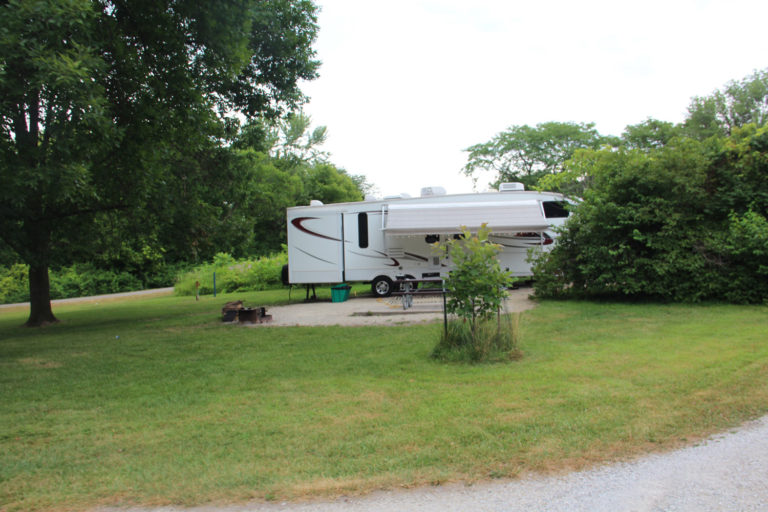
left=442, top=279, right=448, bottom=336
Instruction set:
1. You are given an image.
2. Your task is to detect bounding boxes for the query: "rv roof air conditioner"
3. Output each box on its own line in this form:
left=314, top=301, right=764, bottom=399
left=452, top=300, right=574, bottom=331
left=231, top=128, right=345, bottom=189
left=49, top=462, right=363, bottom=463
left=420, top=186, right=447, bottom=197
left=499, top=182, right=525, bottom=192
left=309, top=200, right=324, bottom=206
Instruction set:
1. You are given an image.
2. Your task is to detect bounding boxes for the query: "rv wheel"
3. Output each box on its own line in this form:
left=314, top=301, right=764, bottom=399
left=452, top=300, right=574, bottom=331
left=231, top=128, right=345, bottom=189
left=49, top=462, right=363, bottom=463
left=371, top=276, right=393, bottom=297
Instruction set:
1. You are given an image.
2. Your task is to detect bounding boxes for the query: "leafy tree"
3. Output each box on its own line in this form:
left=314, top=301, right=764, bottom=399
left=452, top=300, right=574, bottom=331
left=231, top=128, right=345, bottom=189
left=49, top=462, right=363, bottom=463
left=231, top=149, right=303, bottom=256
left=539, top=117, right=695, bottom=195
left=0, top=240, right=18, bottom=267
left=621, top=118, right=682, bottom=150
left=262, top=111, right=371, bottom=201
left=431, top=225, right=520, bottom=362
left=228, top=120, right=365, bottom=255
left=463, top=121, right=608, bottom=190
left=684, top=68, right=768, bottom=139
left=539, top=118, right=683, bottom=195
left=231, top=119, right=274, bottom=154
left=299, top=163, right=363, bottom=204
left=0, top=0, right=319, bottom=325
left=269, top=111, right=329, bottom=164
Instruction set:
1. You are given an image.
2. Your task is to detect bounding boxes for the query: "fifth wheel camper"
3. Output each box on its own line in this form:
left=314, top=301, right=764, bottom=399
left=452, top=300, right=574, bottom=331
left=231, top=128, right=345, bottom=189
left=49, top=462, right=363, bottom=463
left=284, top=183, right=575, bottom=297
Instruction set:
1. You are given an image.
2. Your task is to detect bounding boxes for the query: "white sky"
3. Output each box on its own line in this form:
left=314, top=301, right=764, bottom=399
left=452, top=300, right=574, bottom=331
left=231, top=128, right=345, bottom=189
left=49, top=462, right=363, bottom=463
left=300, top=0, right=768, bottom=197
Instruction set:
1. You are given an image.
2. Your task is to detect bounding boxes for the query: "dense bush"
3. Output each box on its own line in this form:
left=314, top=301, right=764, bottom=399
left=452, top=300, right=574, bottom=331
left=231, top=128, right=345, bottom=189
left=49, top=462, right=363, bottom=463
left=0, top=264, right=29, bottom=304
left=174, top=251, right=287, bottom=296
left=713, top=210, right=768, bottom=303
left=0, top=263, right=165, bottom=304
left=138, top=262, right=191, bottom=290
left=49, top=264, right=142, bottom=300
left=533, top=125, right=768, bottom=303
left=0, top=253, right=278, bottom=304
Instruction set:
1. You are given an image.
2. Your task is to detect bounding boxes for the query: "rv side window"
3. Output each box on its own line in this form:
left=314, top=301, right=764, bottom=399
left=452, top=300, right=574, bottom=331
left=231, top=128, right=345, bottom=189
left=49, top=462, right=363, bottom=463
left=543, top=201, right=569, bottom=218
left=358, top=212, right=369, bottom=248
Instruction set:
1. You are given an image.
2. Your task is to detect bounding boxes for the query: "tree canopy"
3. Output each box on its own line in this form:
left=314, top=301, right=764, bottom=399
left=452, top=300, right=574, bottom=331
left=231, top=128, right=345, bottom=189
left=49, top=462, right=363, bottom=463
left=463, top=121, right=609, bottom=190
left=684, top=69, right=768, bottom=140
left=0, top=0, right=321, bottom=325
left=465, top=68, right=768, bottom=196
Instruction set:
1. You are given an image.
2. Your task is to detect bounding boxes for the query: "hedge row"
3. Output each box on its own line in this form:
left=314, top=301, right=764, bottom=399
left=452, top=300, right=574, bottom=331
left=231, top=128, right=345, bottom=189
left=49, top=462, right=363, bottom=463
left=1, top=263, right=145, bottom=304
left=0, top=252, right=285, bottom=305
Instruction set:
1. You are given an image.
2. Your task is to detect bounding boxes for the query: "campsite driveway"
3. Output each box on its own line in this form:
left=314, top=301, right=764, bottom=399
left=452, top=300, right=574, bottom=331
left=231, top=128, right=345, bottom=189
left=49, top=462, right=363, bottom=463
left=249, top=287, right=537, bottom=327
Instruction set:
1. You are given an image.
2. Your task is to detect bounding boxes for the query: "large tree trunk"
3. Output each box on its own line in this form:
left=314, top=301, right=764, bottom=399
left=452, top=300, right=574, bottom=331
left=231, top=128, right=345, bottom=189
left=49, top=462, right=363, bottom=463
left=26, top=263, right=58, bottom=326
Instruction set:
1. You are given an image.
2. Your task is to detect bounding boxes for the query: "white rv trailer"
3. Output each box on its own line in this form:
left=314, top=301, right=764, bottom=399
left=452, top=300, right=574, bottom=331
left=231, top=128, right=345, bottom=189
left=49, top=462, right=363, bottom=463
left=285, top=183, right=575, bottom=297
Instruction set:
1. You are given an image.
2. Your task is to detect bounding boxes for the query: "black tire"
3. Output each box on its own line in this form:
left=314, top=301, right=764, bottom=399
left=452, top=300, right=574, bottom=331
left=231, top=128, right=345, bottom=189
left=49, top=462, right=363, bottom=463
left=371, top=276, right=393, bottom=297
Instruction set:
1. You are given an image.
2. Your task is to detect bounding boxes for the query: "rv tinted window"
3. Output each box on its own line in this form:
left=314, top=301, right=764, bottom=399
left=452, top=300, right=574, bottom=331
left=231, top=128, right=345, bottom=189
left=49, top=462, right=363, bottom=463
left=543, top=201, right=569, bottom=218
left=358, top=213, right=369, bottom=248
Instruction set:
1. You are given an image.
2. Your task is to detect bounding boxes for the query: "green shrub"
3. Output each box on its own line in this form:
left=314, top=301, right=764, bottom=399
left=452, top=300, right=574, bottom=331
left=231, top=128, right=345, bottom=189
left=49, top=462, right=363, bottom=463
left=136, top=261, right=190, bottom=289
left=49, top=264, right=143, bottom=299
left=716, top=210, right=768, bottom=303
left=431, top=225, right=521, bottom=363
left=0, top=263, right=150, bottom=304
left=174, top=251, right=287, bottom=296
left=0, top=264, right=30, bottom=304
left=435, top=225, right=512, bottom=332
left=432, top=314, right=522, bottom=363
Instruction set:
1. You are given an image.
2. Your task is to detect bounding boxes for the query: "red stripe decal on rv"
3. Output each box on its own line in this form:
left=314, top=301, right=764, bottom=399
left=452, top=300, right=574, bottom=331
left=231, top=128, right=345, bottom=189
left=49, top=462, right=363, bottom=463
left=291, top=217, right=342, bottom=242
left=404, top=252, right=428, bottom=262
left=372, top=250, right=399, bottom=266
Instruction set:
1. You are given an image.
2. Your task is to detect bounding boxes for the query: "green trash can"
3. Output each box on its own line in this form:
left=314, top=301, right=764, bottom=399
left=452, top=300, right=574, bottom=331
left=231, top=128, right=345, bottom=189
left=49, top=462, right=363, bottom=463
left=331, top=284, right=351, bottom=303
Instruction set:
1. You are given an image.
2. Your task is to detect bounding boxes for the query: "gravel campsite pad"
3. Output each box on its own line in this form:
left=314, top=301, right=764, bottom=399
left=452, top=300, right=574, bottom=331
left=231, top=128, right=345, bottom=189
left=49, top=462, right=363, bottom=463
left=245, top=287, right=537, bottom=327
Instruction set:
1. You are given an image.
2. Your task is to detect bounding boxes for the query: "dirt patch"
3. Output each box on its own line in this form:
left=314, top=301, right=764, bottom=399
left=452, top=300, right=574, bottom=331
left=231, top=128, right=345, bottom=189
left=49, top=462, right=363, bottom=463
left=18, top=357, right=63, bottom=369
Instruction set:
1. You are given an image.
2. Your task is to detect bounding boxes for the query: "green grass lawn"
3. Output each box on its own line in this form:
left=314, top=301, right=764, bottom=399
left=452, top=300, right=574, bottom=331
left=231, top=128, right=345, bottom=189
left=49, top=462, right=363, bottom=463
left=1, top=291, right=767, bottom=511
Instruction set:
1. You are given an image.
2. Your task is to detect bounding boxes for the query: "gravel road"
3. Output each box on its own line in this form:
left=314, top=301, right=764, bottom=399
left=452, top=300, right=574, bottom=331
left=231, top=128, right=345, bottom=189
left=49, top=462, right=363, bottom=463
left=0, top=287, right=174, bottom=309
left=104, top=415, right=768, bottom=512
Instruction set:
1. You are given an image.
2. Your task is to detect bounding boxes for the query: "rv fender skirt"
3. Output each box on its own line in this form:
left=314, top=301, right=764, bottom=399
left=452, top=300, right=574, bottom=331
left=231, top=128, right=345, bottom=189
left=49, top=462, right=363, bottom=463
left=281, top=264, right=290, bottom=286
left=371, top=276, right=393, bottom=298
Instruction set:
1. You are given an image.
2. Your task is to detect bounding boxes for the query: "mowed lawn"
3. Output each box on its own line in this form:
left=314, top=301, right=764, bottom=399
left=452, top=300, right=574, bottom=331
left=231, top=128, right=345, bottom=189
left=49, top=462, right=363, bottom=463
left=1, top=291, right=767, bottom=511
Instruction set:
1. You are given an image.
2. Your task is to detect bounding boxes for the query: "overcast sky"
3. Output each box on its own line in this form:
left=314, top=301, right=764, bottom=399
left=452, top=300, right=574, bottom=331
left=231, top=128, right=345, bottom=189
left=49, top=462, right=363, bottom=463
left=300, top=0, right=768, bottom=198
